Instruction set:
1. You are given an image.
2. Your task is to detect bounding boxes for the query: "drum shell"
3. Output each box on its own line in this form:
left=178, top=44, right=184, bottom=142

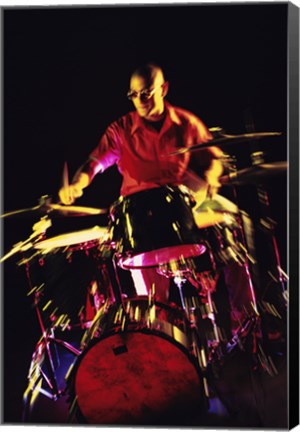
left=68, top=297, right=204, bottom=425
left=23, top=244, right=113, bottom=329
left=109, top=186, right=205, bottom=269
left=195, top=221, right=247, bottom=272
left=80, top=296, right=190, bottom=349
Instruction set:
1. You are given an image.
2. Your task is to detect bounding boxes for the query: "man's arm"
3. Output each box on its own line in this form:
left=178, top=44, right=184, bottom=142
left=189, top=119, right=225, bottom=198
left=58, top=123, right=121, bottom=205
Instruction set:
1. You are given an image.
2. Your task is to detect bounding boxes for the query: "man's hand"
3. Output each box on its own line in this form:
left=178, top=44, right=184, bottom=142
left=58, top=172, right=90, bottom=205
left=204, top=158, right=223, bottom=198
left=59, top=184, right=83, bottom=205
left=207, top=184, right=219, bottom=200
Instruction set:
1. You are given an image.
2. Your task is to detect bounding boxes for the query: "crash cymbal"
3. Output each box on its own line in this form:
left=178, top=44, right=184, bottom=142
left=220, top=161, right=287, bottom=185
left=1, top=203, right=108, bottom=218
left=169, top=131, right=282, bottom=155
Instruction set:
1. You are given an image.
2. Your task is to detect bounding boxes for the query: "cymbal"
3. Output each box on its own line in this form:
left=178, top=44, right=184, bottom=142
left=193, top=210, right=237, bottom=229
left=34, top=226, right=109, bottom=250
left=1, top=203, right=108, bottom=218
left=169, top=131, right=282, bottom=155
left=49, top=204, right=107, bottom=216
left=220, top=161, right=287, bottom=185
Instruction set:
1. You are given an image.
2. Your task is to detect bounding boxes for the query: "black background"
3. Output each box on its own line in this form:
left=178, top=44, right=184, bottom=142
left=2, top=3, right=288, bottom=424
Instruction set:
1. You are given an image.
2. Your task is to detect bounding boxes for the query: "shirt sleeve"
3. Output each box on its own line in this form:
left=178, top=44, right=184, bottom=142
left=188, top=115, right=224, bottom=177
left=192, top=116, right=213, bottom=144
left=73, top=122, right=121, bottom=183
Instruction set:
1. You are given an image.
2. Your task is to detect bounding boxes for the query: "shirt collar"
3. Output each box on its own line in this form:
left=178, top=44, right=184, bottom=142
left=165, top=101, right=182, bottom=126
left=130, top=101, right=182, bottom=134
left=131, top=111, right=145, bottom=134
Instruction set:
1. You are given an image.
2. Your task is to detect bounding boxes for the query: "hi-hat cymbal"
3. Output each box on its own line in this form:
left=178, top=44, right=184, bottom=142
left=1, top=203, right=108, bottom=218
left=169, top=131, right=282, bottom=155
left=220, top=161, right=287, bottom=185
left=49, top=204, right=107, bottom=216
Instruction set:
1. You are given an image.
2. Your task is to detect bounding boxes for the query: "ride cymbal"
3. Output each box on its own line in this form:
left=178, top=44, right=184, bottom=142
left=220, top=161, right=287, bottom=185
left=169, top=131, right=282, bottom=155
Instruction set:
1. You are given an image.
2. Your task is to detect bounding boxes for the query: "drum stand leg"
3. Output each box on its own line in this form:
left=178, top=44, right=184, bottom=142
left=109, top=253, right=126, bottom=306
left=173, top=275, right=187, bottom=311
left=22, top=296, right=82, bottom=421
left=199, top=273, right=222, bottom=345
left=172, top=269, right=224, bottom=402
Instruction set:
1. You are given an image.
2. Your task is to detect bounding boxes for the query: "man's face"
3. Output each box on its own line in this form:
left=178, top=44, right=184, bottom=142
left=128, top=73, right=166, bottom=121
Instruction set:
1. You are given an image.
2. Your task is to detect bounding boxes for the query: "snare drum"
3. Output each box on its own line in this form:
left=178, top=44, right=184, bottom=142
left=109, top=186, right=206, bottom=269
left=68, top=297, right=204, bottom=425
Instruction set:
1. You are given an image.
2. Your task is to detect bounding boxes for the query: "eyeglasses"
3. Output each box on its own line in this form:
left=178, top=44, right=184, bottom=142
left=127, top=85, right=162, bottom=102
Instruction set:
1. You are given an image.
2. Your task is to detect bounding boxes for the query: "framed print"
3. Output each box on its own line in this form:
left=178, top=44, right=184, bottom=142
left=1, top=2, right=299, bottom=429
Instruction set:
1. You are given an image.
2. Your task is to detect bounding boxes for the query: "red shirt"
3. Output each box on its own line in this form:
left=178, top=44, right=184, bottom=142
left=82, top=101, right=213, bottom=197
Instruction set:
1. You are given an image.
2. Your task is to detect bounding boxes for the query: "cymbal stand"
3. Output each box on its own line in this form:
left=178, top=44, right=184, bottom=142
left=19, top=220, right=82, bottom=421
left=221, top=145, right=286, bottom=373
left=221, top=155, right=259, bottom=316
left=22, top=266, right=82, bottom=421
left=209, top=156, right=271, bottom=371
left=184, top=155, right=259, bottom=329
left=250, top=151, right=287, bottom=298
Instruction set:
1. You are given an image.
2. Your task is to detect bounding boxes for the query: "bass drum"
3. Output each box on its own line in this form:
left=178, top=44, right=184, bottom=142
left=68, top=297, right=205, bottom=425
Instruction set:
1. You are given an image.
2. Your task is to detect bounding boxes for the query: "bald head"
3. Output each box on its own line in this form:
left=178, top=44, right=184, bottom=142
left=129, top=63, right=169, bottom=121
left=130, top=63, right=166, bottom=88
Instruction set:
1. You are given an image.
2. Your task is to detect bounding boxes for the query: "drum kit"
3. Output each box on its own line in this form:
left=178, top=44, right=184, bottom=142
left=2, top=130, right=288, bottom=425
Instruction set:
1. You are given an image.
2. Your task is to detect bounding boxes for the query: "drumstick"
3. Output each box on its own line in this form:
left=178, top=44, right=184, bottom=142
left=57, top=161, right=71, bottom=205
left=63, top=161, right=69, bottom=189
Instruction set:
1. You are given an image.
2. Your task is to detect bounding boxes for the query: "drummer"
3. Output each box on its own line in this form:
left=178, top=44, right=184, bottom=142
left=59, top=63, right=256, bottom=334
